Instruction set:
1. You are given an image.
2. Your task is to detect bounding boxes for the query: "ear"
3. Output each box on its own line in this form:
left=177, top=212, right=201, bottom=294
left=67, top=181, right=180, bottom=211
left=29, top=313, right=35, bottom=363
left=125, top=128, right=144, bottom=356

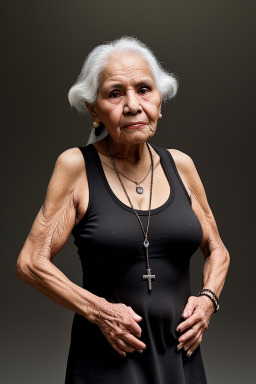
left=85, top=102, right=100, bottom=122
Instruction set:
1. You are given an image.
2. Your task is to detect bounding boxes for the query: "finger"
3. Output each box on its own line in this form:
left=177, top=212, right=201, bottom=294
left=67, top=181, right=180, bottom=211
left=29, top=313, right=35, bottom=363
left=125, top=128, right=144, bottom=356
left=126, top=317, right=143, bottom=339
left=177, top=313, right=201, bottom=333
left=127, top=306, right=143, bottom=322
left=107, top=336, right=127, bottom=357
left=120, top=331, right=147, bottom=351
left=182, top=332, right=202, bottom=352
left=178, top=323, right=201, bottom=344
left=186, top=334, right=203, bottom=357
left=116, top=338, right=138, bottom=353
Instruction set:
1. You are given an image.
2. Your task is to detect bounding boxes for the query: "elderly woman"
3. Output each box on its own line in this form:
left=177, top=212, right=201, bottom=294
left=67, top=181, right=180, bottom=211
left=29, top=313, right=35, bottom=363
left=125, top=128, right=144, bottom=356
left=15, top=36, right=230, bottom=383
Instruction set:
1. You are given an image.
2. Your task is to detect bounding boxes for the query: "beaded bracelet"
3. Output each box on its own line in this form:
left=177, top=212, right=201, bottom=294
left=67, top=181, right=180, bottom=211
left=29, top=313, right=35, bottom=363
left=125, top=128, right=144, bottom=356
left=198, top=288, right=220, bottom=308
left=199, top=288, right=219, bottom=303
left=198, top=292, right=219, bottom=313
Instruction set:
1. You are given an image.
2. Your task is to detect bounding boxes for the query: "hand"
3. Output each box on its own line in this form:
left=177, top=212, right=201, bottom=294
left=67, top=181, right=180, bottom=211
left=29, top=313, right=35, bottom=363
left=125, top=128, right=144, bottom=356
left=176, top=295, right=215, bottom=357
left=92, top=298, right=147, bottom=357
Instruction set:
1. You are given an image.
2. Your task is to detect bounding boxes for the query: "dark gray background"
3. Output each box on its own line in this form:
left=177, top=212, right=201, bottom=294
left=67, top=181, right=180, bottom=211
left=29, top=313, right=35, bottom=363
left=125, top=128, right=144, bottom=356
left=2, top=1, right=255, bottom=383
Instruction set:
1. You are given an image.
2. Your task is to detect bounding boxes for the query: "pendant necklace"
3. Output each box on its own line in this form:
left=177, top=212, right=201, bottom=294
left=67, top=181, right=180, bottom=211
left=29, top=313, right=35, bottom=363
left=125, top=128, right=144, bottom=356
left=97, top=152, right=157, bottom=194
left=105, top=135, right=156, bottom=292
left=117, top=163, right=153, bottom=194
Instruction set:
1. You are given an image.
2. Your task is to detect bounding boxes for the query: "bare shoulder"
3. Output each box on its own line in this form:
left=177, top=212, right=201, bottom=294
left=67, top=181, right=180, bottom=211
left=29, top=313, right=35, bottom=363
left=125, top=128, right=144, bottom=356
left=166, top=148, right=207, bottom=205
left=56, top=147, right=86, bottom=176
left=166, top=148, right=194, bottom=198
left=166, top=148, right=208, bottom=207
left=53, top=147, right=87, bottom=195
left=54, top=147, right=88, bottom=214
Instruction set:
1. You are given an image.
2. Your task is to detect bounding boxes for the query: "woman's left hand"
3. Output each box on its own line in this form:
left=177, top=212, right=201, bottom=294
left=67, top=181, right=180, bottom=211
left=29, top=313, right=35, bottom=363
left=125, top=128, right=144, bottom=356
left=176, top=295, right=215, bottom=357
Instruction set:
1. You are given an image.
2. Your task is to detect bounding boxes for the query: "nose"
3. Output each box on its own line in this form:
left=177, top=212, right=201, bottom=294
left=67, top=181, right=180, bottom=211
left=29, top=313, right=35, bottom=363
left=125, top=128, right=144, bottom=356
left=123, top=90, right=142, bottom=114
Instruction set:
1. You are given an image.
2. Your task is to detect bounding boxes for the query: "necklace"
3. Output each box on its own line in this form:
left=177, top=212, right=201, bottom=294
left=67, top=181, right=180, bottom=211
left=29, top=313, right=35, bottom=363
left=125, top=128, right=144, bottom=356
left=117, top=163, right=152, bottom=194
left=105, top=135, right=156, bottom=292
left=103, top=148, right=155, bottom=195
left=97, top=150, right=158, bottom=194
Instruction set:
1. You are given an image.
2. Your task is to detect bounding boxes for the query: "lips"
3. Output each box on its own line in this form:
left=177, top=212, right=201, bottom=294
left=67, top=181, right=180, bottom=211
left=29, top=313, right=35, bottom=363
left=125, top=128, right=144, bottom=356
left=124, top=121, right=147, bottom=128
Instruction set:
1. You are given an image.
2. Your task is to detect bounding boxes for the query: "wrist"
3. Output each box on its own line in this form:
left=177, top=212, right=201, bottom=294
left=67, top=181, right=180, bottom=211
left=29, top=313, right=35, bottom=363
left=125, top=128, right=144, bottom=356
left=199, top=294, right=215, bottom=311
left=197, top=288, right=220, bottom=313
left=87, top=296, right=108, bottom=324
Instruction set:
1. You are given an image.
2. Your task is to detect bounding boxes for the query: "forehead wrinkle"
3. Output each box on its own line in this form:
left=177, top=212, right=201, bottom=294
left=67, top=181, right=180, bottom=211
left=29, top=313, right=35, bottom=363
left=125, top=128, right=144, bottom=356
left=99, top=56, right=155, bottom=92
left=100, top=69, right=154, bottom=91
left=103, top=77, right=154, bottom=92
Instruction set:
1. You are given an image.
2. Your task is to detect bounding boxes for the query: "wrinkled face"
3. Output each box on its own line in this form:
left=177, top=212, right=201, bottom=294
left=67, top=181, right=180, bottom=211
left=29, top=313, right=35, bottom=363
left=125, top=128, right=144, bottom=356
left=87, top=53, right=162, bottom=145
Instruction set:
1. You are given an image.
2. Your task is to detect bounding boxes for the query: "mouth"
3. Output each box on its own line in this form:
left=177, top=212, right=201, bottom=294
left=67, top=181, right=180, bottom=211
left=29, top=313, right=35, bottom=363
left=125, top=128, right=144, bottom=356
left=123, top=122, right=147, bottom=129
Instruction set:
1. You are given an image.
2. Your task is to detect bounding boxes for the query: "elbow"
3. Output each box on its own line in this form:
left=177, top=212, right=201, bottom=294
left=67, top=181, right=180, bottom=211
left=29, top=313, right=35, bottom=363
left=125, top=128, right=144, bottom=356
left=15, top=240, right=53, bottom=282
left=220, top=247, right=230, bottom=271
left=14, top=259, right=33, bottom=281
left=14, top=259, right=40, bottom=282
left=15, top=256, right=51, bottom=283
left=15, top=248, right=31, bottom=280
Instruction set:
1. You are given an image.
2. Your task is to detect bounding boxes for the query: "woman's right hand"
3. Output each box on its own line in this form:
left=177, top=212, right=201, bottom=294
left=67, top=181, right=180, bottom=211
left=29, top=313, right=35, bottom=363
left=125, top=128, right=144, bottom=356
left=92, top=298, right=147, bottom=357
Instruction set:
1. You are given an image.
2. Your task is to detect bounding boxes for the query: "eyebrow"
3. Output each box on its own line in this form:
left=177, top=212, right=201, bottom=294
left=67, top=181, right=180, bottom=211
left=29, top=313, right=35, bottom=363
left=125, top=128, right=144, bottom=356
left=102, top=78, right=154, bottom=93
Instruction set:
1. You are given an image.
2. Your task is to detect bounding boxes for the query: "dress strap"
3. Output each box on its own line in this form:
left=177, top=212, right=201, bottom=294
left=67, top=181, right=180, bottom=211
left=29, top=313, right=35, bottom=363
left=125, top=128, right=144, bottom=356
left=150, top=143, right=191, bottom=206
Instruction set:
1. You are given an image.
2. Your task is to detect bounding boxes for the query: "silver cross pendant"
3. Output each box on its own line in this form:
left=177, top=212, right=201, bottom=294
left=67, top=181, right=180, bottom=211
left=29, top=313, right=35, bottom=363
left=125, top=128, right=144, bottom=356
left=142, top=268, right=156, bottom=291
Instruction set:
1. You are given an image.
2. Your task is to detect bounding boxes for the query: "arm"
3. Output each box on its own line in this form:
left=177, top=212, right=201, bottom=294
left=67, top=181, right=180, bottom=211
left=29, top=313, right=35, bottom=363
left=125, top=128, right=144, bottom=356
left=167, top=149, right=230, bottom=356
left=170, top=149, right=230, bottom=301
left=15, top=147, right=147, bottom=356
left=15, top=148, right=105, bottom=323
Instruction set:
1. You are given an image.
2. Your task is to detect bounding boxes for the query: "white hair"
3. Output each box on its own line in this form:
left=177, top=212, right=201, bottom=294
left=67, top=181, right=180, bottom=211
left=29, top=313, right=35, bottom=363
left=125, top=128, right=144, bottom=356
left=67, top=36, right=179, bottom=144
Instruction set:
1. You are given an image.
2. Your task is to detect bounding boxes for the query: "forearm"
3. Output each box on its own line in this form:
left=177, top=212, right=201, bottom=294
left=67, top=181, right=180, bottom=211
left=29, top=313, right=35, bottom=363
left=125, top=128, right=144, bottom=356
left=201, top=246, right=230, bottom=299
left=15, top=260, right=106, bottom=323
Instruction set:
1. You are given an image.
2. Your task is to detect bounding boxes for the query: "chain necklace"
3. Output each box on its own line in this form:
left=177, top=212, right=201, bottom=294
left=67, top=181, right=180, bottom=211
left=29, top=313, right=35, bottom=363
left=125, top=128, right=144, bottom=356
left=98, top=152, right=159, bottom=194
left=117, top=163, right=152, bottom=194
left=105, top=135, right=156, bottom=292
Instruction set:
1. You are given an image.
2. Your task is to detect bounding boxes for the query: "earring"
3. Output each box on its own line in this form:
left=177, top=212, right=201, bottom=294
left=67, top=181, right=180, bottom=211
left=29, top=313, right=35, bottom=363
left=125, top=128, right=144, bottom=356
left=159, top=113, right=162, bottom=119
left=93, top=121, right=100, bottom=128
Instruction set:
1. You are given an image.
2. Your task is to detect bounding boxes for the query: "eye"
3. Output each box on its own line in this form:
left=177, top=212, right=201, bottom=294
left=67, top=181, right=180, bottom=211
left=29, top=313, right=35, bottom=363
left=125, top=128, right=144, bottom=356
left=109, top=91, right=120, bottom=98
left=139, top=87, right=151, bottom=94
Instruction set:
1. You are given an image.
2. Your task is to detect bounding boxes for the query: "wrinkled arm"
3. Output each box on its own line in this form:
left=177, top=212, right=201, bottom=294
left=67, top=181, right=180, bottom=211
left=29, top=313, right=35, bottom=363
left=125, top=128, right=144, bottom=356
left=169, top=149, right=230, bottom=304
left=15, top=148, right=106, bottom=322
left=184, top=154, right=230, bottom=301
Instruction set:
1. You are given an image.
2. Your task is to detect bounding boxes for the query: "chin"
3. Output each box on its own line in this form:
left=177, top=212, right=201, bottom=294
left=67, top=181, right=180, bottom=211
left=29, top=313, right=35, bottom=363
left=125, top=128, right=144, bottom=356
left=121, top=130, right=154, bottom=143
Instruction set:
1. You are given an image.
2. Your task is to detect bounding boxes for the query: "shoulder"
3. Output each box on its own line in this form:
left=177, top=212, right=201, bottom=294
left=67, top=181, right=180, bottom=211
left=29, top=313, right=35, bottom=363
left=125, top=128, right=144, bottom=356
left=53, top=147, right=88, bottom=188
left=166, top=148, right=194, bottom=174
left=166, top=148, right=212, bottom=225
left=56, top=147, right=86, bottom=175
left=165, top=148, right=195, bottom=198
left=46, top=147, right=87, bottom=209
left=166, top=148, right=208, bottom=201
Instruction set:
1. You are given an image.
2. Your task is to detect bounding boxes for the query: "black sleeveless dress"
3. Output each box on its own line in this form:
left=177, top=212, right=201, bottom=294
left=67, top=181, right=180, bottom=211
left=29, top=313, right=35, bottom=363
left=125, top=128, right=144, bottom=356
left=64, top=142, right=208, bottom=384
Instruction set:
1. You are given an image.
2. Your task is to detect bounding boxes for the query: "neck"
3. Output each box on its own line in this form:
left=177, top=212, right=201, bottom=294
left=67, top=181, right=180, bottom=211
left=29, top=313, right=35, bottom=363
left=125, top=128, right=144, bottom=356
left=103, top=135, right=150, bottom=166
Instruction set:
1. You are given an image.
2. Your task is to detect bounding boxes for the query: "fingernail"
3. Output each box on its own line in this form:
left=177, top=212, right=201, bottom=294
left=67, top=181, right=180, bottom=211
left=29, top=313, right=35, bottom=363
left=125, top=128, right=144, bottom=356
left=138, top=349, right=144, bottom=353
left=177, top=343, right=183, bottom=351
left=187, top=351, right=192, bottom=357
left=122, top=351, right=126, bottom=357
left=183, top=311, right=188, bottom=317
